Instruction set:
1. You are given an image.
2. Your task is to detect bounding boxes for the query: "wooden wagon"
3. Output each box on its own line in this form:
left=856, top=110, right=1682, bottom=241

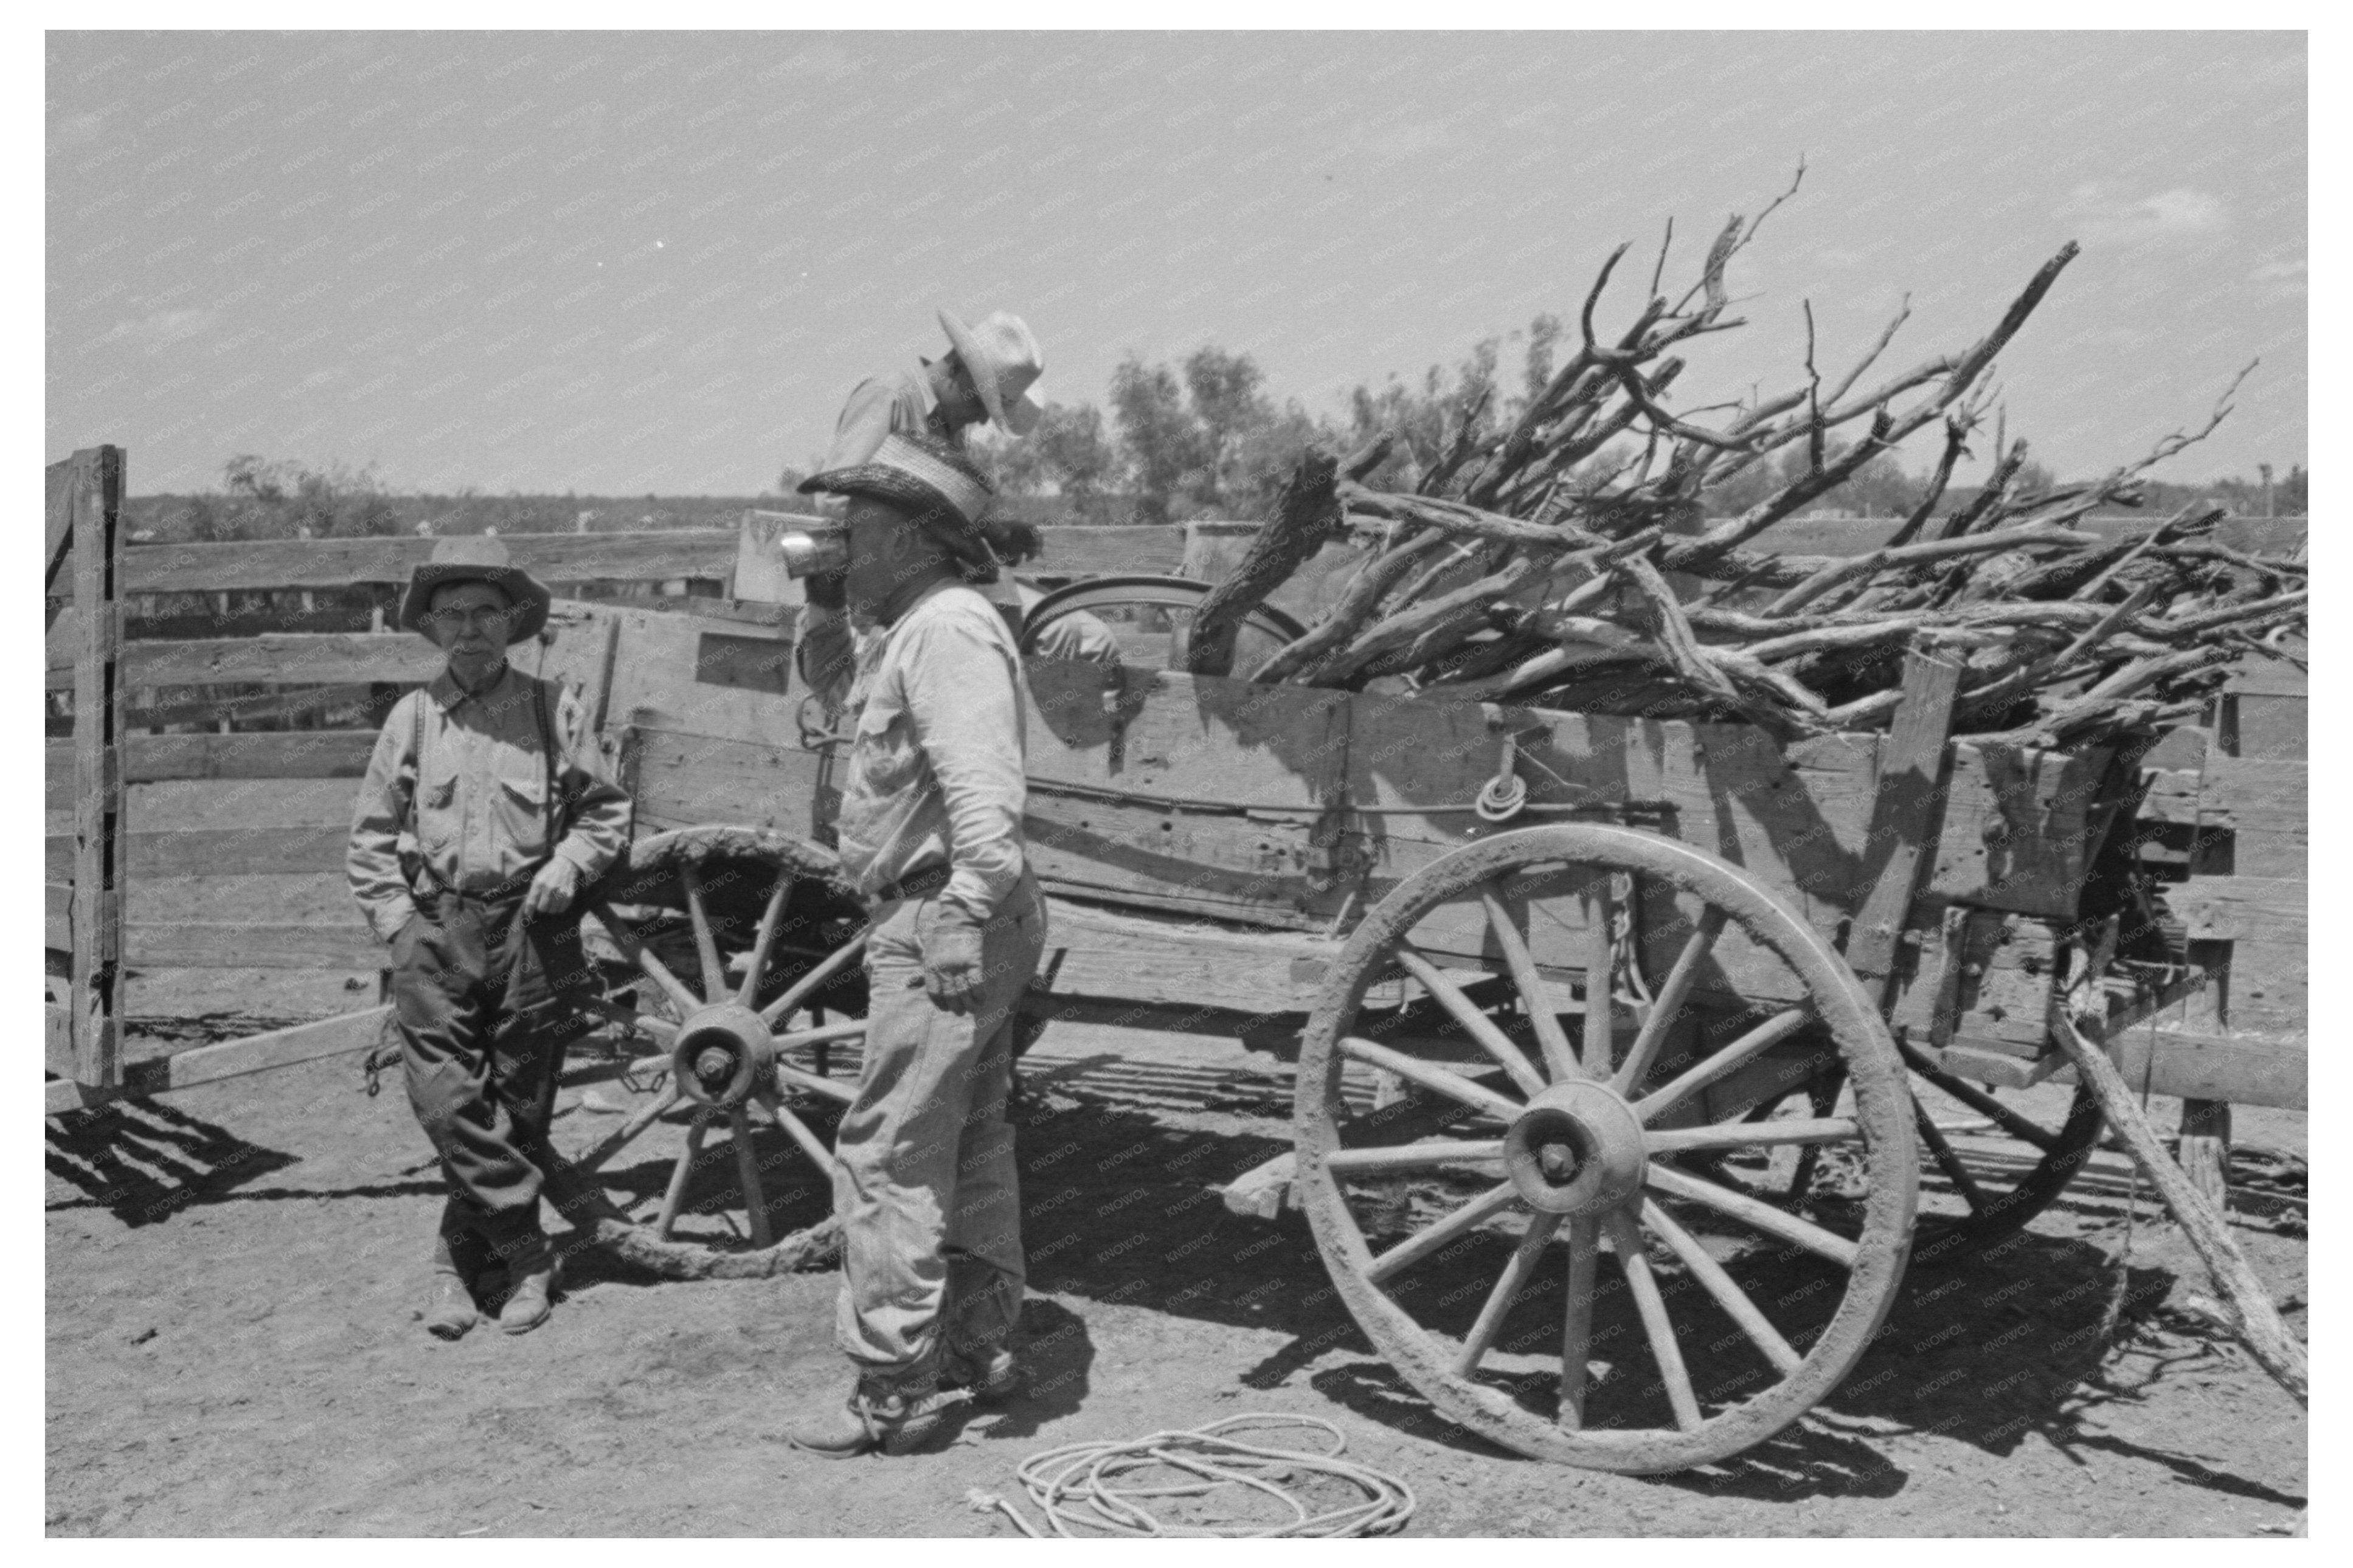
left=537, top=573, right=2213, bottom=1474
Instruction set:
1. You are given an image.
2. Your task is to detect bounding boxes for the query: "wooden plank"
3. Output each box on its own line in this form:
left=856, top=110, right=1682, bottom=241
left=2167, top=876, right=2306, bottom=945
left=46, top=731, right=378, bottom=792
left=117, top=1006, right=395, bottom=1097
left=47, top=826, right=348, bottom=880
left=694, top=629, right=793, bottom=696
left=122, top=531, right=741, bottom=593
left=123, top=922, right=384, bottom=971
left=71, top=446, right=128, bottom=1090
left=732, top=509, right=826, bottom=604
left=117, top=683, right=396, bottom=734
left=1924, top=741, right=2112, bottom=918
left=44, top=455, right=74, bottom=596
left=626, top=725, right=832, bottom=843
left=2227, top=691, right=2306, bottom=764
left=1025, top=789, right=1329, bottom=927
left=1027, top=660, right=1350, bottom=810
left=1030, top=524, right=1188, bottom=578
left=599, top=603, right=811, bottom=744
left=1030, top=895, right=1328, bottom=1016
left=46, top=1004, right=75, bottom=1077
left=1845, top=646, right=1962, bottom=994
left=2083, top=1029, right=2307, bottom=1112
left=47, top=882, right=72, bottom=949
left=48, top=632, right=442, bottom=689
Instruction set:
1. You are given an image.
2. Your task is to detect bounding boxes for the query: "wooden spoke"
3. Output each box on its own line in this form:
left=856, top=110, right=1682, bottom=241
left=1477, top=883, right=1581, bottom=1085
left=1453, top=1212, right=1563, bottom=1377
left=1365, top=1181, right=1521, bottom=1286
left=756, top=1087, right=843, bottom=1175
left=654, top=1110, right=712, bottom=1240
left=774, top=1018, right=867, bottom=1054
left=1340, top=1035, right=1523, bottom=1123
left=735, top=872, right=795, bottom=1009
left=728, top=1106, right=775, bottom=1248
left=574, top=1080, right=683, bottom=1174
left=774, top=1057, right=858, bottom=1106
left=1606, top=1208, right=1703, bottom=1432
left=1896, top=1041, right=2060, bottom=1153
left=1633, top=1007, right=1813, bottom=1127
left=589, top=899, right=702, bottom=1018
left=1645, top=1159, right=1860, bottom=1268
left=1913, top=1101, right=1987, bottom=1210
left=575, top=992, right=679, bottom=1046
left=1583, top=872, right=1617, bottom=1076
left=1644, top=1117, right=1860, bottom=1155
left=1640, top=1198, right=1803, bottom=1376
left=1392, top=942, right=1547, bottom=1099
left=1558, top=1214, right=1601, bottom=1430
left=1327, top=1139, right=1505, bottom=1175
left=1612, top=907, right=1728, bottom=1096
left=679, top=863, right=728, bottom=1005
left=758, top=928, right=870, bottom=1028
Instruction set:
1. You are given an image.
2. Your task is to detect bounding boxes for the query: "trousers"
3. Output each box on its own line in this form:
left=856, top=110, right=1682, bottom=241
left=831, top=868, right=1047, bottom=1373
left=392, top=886, right=594, bottom=1254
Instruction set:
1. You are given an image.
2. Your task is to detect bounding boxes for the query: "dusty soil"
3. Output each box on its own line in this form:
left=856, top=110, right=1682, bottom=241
left=48, top=981, right=2308, bottom=1538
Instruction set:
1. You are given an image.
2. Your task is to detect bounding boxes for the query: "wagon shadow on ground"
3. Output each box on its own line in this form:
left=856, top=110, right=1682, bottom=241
left=46, top=1099, right=314, bottom=1228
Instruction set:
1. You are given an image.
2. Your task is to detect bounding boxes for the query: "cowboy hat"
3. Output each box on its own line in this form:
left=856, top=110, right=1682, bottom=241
left=397, top=534, right=553, bottom=644
left=797, top=432, right=1041, bottom=576
left=937, top=308, right=1044, bottom=437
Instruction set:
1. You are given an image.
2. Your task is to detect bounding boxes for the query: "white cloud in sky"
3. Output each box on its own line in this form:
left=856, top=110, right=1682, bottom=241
left=2059, top=184, right=2229, bottom=243
left=100, top=308, right=217, bottom=353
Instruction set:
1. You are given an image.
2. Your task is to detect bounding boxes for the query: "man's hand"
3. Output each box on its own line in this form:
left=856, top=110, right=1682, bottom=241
left=804, top=568, right=848, bottom=610
left=524, top=857, right=583, bottom=918
left=919, top=913, right=985, bottom=1015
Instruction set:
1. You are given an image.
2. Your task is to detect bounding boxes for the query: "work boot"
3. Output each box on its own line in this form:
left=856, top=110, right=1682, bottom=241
left=422, top=1270, right=479, bottom=1341
left=942, top=1345, right=1024, bottom=1405
left=786, top=1369, right=961, bottom=1459
left=497, top=1236, right=559, bottom=1336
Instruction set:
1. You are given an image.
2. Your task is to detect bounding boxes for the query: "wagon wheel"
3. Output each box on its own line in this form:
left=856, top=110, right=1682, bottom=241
left=544, top=826, right=869, bottom=1280
left=1293, top=824, right=1918, bottom=1473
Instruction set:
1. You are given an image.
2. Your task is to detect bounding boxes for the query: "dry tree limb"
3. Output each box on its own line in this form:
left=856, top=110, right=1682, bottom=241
left=1247, top=527, right=1446, bottom=684
left=1185, top=449, right=1347, bottom=677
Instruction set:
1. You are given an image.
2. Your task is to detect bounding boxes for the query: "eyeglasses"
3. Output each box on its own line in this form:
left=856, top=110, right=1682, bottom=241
left=424, top=607, right=513, bottom=632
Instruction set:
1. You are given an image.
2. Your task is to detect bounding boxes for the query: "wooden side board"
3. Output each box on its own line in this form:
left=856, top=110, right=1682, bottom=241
left=47, top=826, right=348, bottom=880
left=48, top=632, right=442, bottom=690
left=45, top=731, right=378, bottom=794
left=46, top=1006, right=395, bottom=1114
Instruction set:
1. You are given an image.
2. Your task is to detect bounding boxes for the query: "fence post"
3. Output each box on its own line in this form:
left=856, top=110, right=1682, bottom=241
left=70, top=445, right=128, bottom=1091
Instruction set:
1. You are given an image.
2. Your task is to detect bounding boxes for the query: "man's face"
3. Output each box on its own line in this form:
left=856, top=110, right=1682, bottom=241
left=845, top=496, right=932, bottom=615
left=933, top=352, right=989, bottom=429
left=425, top=580, right=513, bottom=672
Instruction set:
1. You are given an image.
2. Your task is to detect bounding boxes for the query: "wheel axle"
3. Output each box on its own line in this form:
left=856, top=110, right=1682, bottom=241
left=671, top=1002, right=775, bottom=1108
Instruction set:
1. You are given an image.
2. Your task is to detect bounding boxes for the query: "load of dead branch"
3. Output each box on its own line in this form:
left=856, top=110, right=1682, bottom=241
left=1183, top=182, right=2304, bottom=749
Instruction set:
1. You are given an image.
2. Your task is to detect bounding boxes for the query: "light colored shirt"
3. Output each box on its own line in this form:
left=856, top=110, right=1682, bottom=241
left=347, top=664, right=632, bottom=942
left=834, top=582, right=1030, bottom=924
left=821, top=365, right=955, bottom=472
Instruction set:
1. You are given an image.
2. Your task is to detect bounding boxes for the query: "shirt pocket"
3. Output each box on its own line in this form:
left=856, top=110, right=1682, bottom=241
left=850, top=701, right=922, bottom=797
left=414, top=764, right=460, bottom=852
left=493, top=759, right=552, bottom=860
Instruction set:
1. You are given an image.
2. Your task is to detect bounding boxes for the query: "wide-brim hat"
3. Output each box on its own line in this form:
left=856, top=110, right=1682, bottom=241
left=797, top=430, right=997, bottom=552
left=398, top=535, right=553, bottom=644
left=938, top=307, right=1044, bottom=437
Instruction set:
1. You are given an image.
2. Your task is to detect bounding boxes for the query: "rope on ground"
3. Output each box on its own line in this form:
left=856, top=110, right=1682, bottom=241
left=968, top=1414, right=1415, bottom=1538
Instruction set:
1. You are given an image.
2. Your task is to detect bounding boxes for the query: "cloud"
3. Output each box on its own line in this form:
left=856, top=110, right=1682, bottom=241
left=100, top=308, right=217, bottom=353
left=2251, top=257, right=2306, bottom=300
left=2059, top=183, right=2229, bottom=243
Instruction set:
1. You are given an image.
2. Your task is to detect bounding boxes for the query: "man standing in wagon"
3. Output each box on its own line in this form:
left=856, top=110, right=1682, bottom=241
left=347, top=537, right=632, bottom=1339
left=781, top=433, right=1050, bottom=1458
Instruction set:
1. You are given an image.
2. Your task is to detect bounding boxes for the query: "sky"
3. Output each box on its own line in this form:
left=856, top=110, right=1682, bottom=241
left=45, top=29, right=2306, bottom=497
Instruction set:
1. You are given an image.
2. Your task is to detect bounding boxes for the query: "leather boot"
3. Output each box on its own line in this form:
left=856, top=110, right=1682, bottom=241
left=786, top=1368, right=960, bottom=1459
left=497, top=1236, right=558, bottom=1336
left=423, top=1270, right=478, bottom=1341
left=942, top=1345, right=1024, bottom=1405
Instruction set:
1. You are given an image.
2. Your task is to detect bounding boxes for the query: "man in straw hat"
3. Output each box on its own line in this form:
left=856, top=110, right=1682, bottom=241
left=780, top=432, right=1050, bottom=1459
left=818, top=306, right=1044, bottom=474
left=347, top=536, right=632, bottom=1339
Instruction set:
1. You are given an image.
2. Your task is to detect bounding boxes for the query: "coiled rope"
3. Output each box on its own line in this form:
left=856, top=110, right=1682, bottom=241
left=969, top=1414, right=1415, bottom=1538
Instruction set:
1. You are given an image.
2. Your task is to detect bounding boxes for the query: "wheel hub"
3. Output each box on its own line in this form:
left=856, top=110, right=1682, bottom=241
left=671, top=1003, right=775, bottom=1108
left=1503, top=1080, right=1648, bottom=1214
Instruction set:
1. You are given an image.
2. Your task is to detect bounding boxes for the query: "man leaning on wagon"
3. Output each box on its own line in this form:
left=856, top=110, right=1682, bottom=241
left=779, top=433, right=1050, bottom=1459
left=347, top=537, right=632, bottom=1340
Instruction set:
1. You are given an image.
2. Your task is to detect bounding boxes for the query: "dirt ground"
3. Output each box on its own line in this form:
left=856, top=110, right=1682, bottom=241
left=47, top=960, right=2309, bottom=1538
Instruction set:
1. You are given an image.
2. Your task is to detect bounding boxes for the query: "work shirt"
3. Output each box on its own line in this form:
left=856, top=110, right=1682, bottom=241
left=835, top=582, right=1031, bottom=925
left=347, top=664, right=632, bottom=942
left=821, top=365, right=958, bottom=472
